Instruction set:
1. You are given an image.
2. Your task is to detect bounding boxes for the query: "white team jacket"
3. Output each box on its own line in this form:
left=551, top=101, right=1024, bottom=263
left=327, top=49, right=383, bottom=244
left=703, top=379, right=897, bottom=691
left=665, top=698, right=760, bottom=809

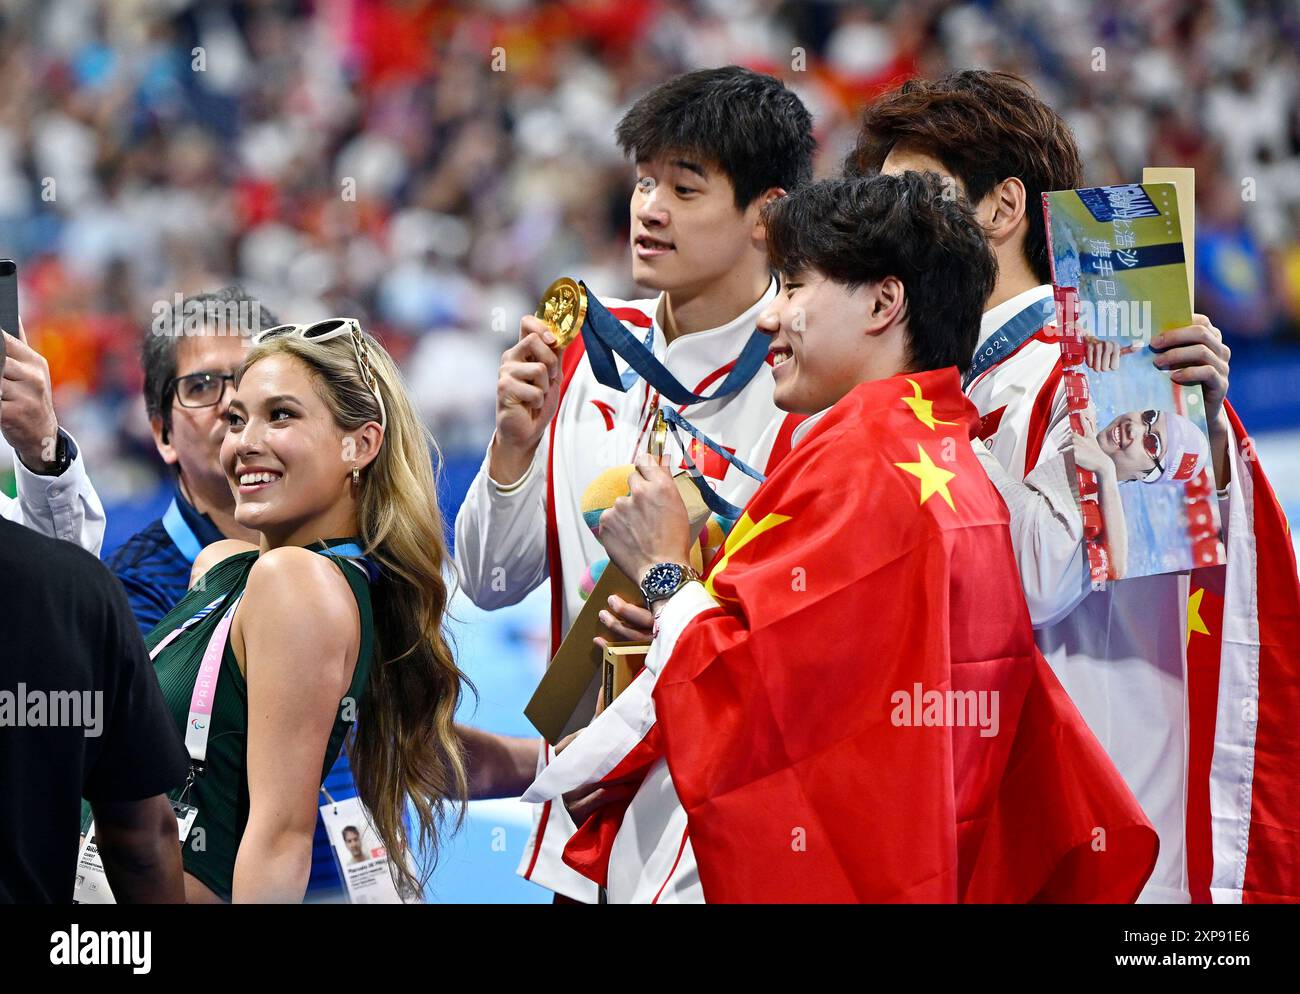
left=524, top=409, right=832, bottom=903
left=453, top=279, right=802, bottom=900
left=968, top=284, right=1252, bottom=904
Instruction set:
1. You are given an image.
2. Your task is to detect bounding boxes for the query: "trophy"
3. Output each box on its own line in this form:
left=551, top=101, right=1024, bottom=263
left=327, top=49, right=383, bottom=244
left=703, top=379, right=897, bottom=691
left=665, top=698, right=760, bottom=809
left=598, top=642, right=650, bottom=717
left=524, top=405, right=711, bottom=742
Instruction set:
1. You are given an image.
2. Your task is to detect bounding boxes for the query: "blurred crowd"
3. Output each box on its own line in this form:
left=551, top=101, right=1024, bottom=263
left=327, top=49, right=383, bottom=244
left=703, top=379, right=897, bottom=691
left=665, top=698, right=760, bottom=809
left=0, top=0, right=1296, bottom=507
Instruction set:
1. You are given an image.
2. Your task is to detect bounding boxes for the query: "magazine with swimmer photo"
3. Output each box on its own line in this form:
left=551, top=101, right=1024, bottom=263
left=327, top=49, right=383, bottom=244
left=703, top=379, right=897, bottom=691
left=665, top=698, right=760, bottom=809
left=1043, top=181, right=1226, bottom=582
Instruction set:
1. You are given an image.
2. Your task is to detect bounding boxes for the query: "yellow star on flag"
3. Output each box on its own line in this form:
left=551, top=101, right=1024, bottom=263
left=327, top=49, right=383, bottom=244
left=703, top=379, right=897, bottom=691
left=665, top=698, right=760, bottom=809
left=1187, top=586, right=1211, bottom=645
left=901, top=378, right=958, bottom=431
left=704, top=510, right=791, bottom=599
left=894, top=444, right=957, bottom=510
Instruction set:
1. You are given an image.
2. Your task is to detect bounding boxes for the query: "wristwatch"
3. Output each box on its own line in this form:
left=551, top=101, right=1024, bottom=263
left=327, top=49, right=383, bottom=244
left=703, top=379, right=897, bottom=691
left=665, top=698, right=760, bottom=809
left=31, top=429, right=73, bottom=477
left=639, top=562, right=700, bottom=608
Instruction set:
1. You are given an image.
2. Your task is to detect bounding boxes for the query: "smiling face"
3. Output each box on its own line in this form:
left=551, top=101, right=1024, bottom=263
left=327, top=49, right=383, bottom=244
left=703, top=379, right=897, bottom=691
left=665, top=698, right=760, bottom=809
left=220, top=353, right=372, bottom=547
left=629, top=154, right=765, bottom=296
left=1097, top=409, right=1166, bottom=482
left=759, top=270, right=885, bottom=414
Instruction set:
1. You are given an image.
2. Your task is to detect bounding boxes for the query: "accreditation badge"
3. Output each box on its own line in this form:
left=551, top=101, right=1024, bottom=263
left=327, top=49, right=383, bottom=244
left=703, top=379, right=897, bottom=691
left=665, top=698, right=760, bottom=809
left=320, top=795, right=422, bottom=904
left=73, top=801, right=198, bottom=904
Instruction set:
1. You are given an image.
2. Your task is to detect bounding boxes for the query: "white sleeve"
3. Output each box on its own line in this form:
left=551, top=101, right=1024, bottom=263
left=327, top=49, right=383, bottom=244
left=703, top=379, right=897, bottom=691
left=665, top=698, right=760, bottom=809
left=522, top=581, right=717, bottom=804
left=973, top=439, right=1090, bottom=629
left=644, top=581, right=717, bottom=677
left=452, top=431, right=551, bottom=609
left=3, top=430, right=106, bottom=556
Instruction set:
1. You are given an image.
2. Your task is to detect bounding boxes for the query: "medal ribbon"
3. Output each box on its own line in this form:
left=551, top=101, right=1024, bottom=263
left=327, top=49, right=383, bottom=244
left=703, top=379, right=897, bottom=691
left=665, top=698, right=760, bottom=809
left=660, top=407, right=763, bottom=519
left=580, top=282, right=769, bottom=404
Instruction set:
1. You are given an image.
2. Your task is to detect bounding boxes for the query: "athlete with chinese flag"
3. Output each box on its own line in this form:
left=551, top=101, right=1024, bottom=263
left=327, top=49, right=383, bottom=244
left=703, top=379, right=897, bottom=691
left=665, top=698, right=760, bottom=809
left=524, top=172, right=1158, bottom=903
left=853, top=70, right=1300, bottom=903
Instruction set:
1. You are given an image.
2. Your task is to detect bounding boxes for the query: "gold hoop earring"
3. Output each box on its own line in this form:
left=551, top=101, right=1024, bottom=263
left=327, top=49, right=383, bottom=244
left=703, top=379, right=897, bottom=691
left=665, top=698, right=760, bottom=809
left=352, top=466, right=360, bottom=486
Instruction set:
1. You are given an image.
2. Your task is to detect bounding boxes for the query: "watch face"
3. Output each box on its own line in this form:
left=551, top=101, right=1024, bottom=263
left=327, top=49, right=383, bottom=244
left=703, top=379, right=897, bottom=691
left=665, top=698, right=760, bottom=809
left=644, top=563, right=683, bottom=599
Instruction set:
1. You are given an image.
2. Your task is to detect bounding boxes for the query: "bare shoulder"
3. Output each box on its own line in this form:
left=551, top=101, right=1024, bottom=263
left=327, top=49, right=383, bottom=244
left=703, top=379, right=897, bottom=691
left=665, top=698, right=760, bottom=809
left=236, top=547, right=360, bottom=685
left=245, top=546, right=357, bottom=615
left=190, top=539, right=260, bottom=589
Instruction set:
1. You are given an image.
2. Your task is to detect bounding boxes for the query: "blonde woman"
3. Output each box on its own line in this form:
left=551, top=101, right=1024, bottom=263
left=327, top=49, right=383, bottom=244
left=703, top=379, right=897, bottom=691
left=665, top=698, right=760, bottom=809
left=145, top=319, right=466, bottom=903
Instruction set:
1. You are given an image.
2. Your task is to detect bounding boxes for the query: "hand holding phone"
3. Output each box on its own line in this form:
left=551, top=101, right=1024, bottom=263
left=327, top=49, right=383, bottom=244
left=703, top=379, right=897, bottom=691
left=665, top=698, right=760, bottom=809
left=0, top=259, right=63, bottom=473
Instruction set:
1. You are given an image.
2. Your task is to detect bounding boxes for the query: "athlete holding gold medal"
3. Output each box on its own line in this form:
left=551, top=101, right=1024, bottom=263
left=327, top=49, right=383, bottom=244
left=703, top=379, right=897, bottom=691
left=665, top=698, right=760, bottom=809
left=454, top=67, right=816, bottom=902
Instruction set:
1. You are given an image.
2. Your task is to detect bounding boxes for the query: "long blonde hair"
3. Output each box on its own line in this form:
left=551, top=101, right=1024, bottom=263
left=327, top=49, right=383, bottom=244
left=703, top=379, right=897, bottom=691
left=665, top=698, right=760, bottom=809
left=238, top=327, right=468, bottom=894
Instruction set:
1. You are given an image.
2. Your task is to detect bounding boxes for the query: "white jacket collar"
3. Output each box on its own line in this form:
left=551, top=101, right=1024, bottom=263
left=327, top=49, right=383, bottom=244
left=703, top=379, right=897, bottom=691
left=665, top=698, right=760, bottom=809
left=978, top=284, right=1054, bottom=349
left=791, top=407, right=832, bottom=449
left=647, top=278, right=778, bottom=397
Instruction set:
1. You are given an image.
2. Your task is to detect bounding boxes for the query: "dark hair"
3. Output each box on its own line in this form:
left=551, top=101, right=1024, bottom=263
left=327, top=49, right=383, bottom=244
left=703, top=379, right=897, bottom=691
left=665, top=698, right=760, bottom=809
left=142, top=285, right=279, bottom=444
left=343, top=826, right=360, bottom=836
left=846, top=70, right=1082, bottom=285
left=763, top=172, right=998, bottom=373
left=615, top=65, right=816, bottom=209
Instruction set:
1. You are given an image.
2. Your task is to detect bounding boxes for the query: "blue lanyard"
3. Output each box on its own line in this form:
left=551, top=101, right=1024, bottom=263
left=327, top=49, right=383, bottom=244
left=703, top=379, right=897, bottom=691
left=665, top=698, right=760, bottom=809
left=163, top=498, right=204, bottom=564
left=172, top=594, right=227, bottom=637
left=660, top=408, right=764, bottom=519
left=320, top=542, right=380, bottom=584
left=148, top=589, right=233, bottom=662
left=580, top=283, right=770, bottom=405
left=963, top=295, right=1056, bottom=389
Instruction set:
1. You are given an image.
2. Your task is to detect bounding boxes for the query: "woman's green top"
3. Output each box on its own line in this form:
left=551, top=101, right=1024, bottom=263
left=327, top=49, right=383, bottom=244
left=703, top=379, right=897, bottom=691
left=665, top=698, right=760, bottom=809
left=144, top=539, right=375, bottom=901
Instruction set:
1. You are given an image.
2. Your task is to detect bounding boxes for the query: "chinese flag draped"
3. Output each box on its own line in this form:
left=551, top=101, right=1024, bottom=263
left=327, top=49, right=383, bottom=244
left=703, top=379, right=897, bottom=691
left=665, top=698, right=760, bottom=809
left=645, top=368, right=1157, bottom=902
left=1185, top=403, right=1300, bottom=903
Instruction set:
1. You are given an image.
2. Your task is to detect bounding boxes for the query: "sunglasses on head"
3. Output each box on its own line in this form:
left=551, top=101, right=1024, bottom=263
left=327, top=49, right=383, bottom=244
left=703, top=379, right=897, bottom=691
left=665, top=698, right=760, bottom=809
left=251, top=318, right=387, bottom=429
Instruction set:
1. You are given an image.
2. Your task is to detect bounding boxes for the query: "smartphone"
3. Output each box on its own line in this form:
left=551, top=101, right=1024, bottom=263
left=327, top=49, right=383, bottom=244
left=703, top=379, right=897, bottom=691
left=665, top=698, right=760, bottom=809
left=0, top=259, right=19, bottom=339
left=0, top=258, right=16, bottom=379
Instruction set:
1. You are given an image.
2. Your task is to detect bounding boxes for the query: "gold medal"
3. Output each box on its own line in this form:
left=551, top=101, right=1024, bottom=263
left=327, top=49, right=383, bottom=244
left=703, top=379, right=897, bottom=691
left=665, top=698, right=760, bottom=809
left=535, top=277, right=587, bottom=349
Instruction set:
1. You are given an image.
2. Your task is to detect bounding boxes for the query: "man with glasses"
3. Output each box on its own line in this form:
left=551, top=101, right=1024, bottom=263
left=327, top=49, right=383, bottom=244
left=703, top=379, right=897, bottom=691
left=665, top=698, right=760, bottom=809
left=1, top=321, right=106, bottom=553
left=106, top=286, right=273, bottom=632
